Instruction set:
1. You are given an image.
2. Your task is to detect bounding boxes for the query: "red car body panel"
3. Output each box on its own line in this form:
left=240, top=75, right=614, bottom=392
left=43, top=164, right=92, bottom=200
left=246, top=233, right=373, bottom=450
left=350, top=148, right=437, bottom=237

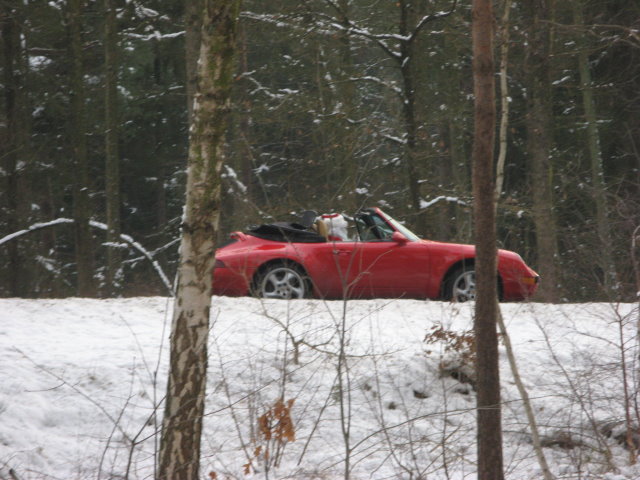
left=212, top=208, right=539, bottom=301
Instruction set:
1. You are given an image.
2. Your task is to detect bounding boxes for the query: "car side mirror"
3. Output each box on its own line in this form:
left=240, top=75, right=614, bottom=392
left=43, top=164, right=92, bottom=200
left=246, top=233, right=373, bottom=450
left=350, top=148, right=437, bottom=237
left=392, top=231, right=408, bottom=244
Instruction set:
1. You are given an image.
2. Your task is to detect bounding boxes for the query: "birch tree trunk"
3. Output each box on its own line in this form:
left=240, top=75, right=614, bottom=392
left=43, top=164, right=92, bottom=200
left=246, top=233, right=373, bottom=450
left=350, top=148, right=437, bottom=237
left=158, top=0, right=241, bottom=478
left=471, top=0, right=504, bottom=478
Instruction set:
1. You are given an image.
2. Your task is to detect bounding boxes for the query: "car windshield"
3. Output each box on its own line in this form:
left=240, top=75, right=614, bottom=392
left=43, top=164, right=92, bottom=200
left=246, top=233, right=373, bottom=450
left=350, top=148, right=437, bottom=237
left=384, top=214, right=421, bottom=241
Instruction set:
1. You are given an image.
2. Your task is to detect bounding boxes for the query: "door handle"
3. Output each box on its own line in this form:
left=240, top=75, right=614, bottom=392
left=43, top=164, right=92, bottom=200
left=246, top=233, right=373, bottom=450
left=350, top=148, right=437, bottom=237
left=333, top=249, right=351, bottom=256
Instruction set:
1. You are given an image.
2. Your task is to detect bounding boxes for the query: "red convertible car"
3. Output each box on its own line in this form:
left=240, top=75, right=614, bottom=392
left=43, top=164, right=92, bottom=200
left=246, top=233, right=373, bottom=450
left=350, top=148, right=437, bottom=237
left=212, top=208, right=539, bottom=301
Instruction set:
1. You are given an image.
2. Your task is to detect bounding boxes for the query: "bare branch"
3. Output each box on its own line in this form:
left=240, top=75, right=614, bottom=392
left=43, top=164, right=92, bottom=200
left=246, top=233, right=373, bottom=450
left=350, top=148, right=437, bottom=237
left=0, top=218, right=174, bottom=295
left=411, top=0, right=459, bottom=42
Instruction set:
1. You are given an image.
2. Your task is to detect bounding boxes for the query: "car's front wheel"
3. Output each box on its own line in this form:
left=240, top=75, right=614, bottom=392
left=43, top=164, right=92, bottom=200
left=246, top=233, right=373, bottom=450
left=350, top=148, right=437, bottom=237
left=253, top=263, right=309, bottom=299
left=444, top=266, right=476, bottom=302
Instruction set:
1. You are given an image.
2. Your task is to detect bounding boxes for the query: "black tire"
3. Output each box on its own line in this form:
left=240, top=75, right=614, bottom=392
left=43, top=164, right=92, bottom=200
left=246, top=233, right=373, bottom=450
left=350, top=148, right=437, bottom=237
left=443, top=265, right=476, bottom=302
left=252, top=262, right=310, bottom=299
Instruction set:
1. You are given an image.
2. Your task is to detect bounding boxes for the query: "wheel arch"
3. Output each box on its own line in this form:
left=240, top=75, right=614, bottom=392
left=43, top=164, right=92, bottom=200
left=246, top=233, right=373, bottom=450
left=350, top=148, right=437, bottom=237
left=439, top=258, right=504, bottom=300
left=250, top=258, right=312, bottom=296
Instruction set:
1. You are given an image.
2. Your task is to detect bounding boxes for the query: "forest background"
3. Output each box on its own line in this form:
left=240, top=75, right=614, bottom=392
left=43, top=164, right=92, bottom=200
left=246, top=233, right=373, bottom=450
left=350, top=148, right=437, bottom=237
left=1, top=0, right=639, bottom=302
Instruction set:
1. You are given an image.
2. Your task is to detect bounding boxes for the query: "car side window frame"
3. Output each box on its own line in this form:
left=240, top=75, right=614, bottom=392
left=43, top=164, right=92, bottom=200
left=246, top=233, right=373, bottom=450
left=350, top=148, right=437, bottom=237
left=355, top=212, right=394, bottom=242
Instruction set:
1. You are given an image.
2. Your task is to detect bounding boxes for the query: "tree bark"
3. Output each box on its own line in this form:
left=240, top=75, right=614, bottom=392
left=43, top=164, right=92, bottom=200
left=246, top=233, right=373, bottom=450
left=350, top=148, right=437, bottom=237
left=525, top=0, right=559, bottom=303
left=493, top=8, right=554, bottom=474
left=441, top=16, right=471, bottom=240
left=158, top=0, right=241, bottom=478
left=398, top=0, right=423, bottom=231
left=471, top=0, right=504, bottom=479
left=495, top=0, right=512, bottom=205
left=185, top=0, right=203, bottom=122
left=329, top=0, right=456, bottom=232
left=104, top=0, right=121, bottom=294
left=572, top=0, right=617, bottom=295
left=335, top=0, right=359, bottom=211
left=68, top=0, right=96, bottom=297
left=1, top=2, right=29, bottom=296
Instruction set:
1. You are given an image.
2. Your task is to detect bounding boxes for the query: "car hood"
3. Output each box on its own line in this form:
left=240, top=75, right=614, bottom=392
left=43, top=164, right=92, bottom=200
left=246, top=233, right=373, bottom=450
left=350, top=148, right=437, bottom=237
left=420, top=239, right=530, bottom=263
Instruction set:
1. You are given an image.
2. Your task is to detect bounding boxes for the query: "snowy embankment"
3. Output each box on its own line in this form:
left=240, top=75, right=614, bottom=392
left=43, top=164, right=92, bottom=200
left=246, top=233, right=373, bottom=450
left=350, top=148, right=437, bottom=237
left=1, top=297, right=639, bottom=480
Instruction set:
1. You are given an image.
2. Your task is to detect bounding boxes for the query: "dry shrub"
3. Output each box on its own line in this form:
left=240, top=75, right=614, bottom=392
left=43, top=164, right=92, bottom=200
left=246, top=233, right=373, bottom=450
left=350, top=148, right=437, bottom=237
left=244, top=398, right=296, bottom=475
left=425, top=322, right=477, bottom=387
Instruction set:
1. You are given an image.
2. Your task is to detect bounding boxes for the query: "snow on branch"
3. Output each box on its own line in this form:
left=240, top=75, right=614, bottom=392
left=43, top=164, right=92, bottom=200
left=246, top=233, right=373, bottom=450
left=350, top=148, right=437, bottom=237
left=0, top=218, right=75, bottom=245
left=349, top=76, right=403, bottom=96
left=123, top=238, right=180, bottom=267
left=0, top=218, right=174, bottom=296
left=321, top=0, right=458, bottom=60
left=382, top=133, right=408, bottom=145
left=412, top=0, right=459, bottom=39
left=241, top=11, right=336, bottom=37
left=240, top=74, right=299, bottom=102
left=133, top=3, right=160, bottom=18
left=330, top=21, right=410, bottom=43
left=241, top=11, right=294, bottom=28
left=324, top=19, right=401, bottom=60
left=124, top=31, right=184, bottom=41
left=89, top=220, right=174, bottom=296
left=420, top=196, right=468, bottom=210
left=222, top=165, right=248, bottom=194
left=244, top=0, right=458, bottom=64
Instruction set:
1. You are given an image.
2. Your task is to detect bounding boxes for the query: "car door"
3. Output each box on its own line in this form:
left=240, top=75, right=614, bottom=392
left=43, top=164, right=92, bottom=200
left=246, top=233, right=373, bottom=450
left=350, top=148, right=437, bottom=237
left=348, top=239, right=430, bottom=298
left=302, top=240, right=393, bottom=298
left=302, top=211, right=431, bottom=299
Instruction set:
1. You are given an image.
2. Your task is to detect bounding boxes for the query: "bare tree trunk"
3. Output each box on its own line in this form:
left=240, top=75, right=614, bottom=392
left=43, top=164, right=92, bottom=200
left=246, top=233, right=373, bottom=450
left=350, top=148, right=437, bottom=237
left=448, top=119, right=469, bottom=225
left=398, top=0, right=423, bottom=231
left=222, top=20, right=254, bottom=228
left=471, top=0, right=504, bottom=479
left=104, top=0, right=121, bottom=294
left=441, top=15, right=471, bottom=241
left=329, top=0, right=457, bottom=231
left=68, top=0, right=96, bottom=297
left=1, top=2, right=29, bottom=296
left=495, top=0, right=512, bottom=204
left=335, top=0, right=359, bottom=211
left=238, top=24, right=254, bottom=211
left=572, top=0, right=617, bottom=296
left=525, top=0, right=559, bottom=303
left=185, top=0, right=202, bottom=122
left=158, top=0, right=241, bottom=478
left=494, top=6, right=554, bottom=476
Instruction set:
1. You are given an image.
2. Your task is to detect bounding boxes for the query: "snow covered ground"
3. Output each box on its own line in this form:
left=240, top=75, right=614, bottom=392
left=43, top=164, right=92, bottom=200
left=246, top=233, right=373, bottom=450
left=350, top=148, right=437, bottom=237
left=1, top=297, right=639, bottom=480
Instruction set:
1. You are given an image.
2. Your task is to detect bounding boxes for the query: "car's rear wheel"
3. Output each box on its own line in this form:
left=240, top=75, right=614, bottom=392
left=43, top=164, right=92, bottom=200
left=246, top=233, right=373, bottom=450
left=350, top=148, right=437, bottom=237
left=444, top=266, right=476, bottom=302
left=253, top=263, right=309, bottom=299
